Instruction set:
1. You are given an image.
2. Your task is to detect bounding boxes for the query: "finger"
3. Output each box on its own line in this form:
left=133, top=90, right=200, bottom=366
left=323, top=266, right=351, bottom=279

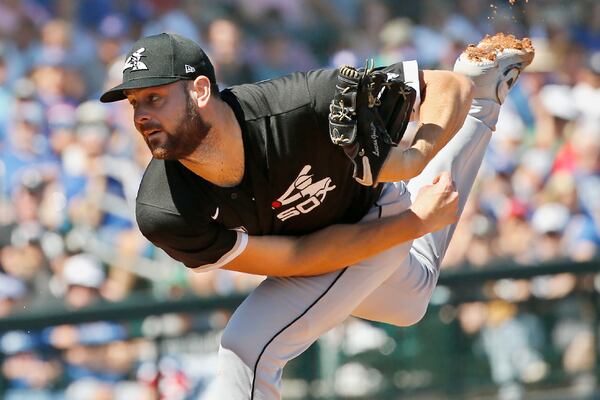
left=432, top=175, right=441, bottom=184
left=436, top=171, right=452, bottom=186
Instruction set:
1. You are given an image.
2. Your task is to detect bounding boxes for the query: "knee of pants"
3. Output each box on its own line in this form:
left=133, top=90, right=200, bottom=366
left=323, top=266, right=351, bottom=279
left=389, top=302, right=430, bottom=327
left=386, top=283, right=435, bottom=327
left=220, top=318, right=262, bottom=368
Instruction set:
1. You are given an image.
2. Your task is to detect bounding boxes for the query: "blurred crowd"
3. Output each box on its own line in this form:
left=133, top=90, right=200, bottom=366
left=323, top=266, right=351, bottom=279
left=0, top=0, right=599, bottom=398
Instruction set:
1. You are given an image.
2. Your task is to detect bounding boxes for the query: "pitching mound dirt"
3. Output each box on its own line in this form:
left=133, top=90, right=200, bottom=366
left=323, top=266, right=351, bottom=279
left=464, top=33, right=534, bottom=62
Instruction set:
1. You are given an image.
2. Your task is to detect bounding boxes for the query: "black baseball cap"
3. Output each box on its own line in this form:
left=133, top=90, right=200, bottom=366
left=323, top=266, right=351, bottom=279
left=100, top=33, right=216, bottom=103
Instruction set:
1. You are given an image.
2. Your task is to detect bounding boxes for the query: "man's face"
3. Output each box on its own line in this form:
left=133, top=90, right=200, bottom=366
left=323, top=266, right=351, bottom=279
left=125, top=81, right=211, bottom=160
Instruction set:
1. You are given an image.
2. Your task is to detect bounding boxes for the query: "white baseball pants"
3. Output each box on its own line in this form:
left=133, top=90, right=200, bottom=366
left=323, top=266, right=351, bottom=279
left=201, top=100, right=500, bottom=400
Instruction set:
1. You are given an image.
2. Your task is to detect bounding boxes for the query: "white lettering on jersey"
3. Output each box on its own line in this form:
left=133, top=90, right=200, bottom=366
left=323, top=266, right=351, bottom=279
left=273, top=165, right=336, bottom=222
left=123, top=48, right=148, bottom=72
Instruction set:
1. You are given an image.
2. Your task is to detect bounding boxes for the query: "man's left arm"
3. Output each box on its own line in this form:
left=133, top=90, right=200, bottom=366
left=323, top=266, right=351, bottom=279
left=377, top=70, right=474, bottom=182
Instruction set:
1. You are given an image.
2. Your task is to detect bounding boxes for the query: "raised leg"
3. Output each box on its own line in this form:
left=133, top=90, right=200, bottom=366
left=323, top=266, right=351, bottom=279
left=353, top=34, right=535, bottom=326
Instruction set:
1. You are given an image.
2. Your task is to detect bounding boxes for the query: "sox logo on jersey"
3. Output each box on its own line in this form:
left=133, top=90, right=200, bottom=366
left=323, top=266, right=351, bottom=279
left=272, top=165, right=336, bottom=222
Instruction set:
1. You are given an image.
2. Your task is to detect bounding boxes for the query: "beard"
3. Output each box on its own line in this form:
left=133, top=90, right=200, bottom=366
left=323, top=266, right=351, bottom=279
left=145, top=94, right=212, bottom=160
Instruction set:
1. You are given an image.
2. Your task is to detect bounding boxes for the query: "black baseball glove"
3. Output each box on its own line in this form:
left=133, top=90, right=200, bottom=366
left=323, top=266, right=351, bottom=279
left=328, top=62, right=417, bottom=186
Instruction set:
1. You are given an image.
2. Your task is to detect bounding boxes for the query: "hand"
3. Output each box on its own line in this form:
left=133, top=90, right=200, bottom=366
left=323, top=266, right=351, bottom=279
left=409, top=171, right=459, bottom=235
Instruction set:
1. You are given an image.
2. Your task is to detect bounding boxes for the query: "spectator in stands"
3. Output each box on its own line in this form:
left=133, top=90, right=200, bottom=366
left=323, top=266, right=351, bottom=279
left=206, top=18, right=255, bottom=87
left=480, top=300, right=548, bottom=400
left=376, top=18, right=418, bottom=68
left=1, top=103, right=57, bottom=195
left=0, top=330, right=63, bottom=400
left=0, top=51, right=11, bottom=141
left=61, top=253, right=106, bottom=309
left=141, top=0, right=202, bottom=43
left=0, top=273, right=27, bottom=317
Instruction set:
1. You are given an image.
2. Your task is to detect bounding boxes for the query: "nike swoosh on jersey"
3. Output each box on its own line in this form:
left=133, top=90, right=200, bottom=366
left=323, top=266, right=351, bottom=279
left=211, top=207, right=220, bottom=220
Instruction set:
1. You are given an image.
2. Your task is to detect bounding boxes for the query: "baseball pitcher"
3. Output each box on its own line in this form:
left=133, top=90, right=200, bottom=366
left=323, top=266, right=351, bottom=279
left=100, top=32, right=534, bottom=399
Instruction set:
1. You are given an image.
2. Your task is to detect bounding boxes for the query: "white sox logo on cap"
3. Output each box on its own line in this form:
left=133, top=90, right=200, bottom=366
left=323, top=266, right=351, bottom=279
left=123, top=48, right=148, bottom=72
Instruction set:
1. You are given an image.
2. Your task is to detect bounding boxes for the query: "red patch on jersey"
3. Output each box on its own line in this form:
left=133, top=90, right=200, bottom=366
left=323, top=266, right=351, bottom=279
left=271, top=200, right=282, bottom=209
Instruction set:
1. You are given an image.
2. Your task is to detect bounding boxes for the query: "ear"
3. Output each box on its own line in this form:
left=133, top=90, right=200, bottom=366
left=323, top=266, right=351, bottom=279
left=190, top=76, right=212, bottom=108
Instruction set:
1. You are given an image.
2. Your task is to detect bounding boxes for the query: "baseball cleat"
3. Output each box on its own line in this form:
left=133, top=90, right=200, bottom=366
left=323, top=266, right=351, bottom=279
left=453, top=33, right=535, bottom=104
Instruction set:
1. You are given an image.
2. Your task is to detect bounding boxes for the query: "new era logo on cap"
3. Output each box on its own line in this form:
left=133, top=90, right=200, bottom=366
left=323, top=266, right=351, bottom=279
left=185, top=64, right=196, bottom=73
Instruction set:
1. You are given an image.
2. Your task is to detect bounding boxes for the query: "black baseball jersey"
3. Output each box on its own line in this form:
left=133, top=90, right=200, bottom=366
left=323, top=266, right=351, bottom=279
left=136, top=61, right=421, bottom=271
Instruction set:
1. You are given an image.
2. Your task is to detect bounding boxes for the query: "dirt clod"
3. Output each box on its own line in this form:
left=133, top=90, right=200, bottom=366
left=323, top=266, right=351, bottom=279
left=464, top=33, right=534, bottom=62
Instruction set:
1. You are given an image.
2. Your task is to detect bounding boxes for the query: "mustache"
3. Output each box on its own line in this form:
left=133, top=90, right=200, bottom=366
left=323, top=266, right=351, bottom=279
left=138, top=122, right=164, bottom=132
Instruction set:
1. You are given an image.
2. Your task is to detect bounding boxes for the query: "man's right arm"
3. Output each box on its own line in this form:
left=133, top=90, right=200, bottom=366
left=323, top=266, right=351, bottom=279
left=222, top=172, right=458, bottom=277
